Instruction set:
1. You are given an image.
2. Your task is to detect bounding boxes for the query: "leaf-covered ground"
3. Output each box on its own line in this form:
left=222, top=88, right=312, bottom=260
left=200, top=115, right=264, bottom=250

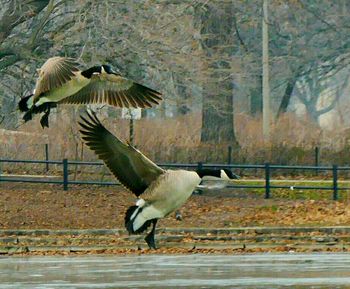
left=1, top=183, right=350, bottom=230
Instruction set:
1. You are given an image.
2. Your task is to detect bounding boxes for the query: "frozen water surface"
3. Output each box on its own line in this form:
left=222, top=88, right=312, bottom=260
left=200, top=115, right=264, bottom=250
left=1, top=253, right=350, bottom=288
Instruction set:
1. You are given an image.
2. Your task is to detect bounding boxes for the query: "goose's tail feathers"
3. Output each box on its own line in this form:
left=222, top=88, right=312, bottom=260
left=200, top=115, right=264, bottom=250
left=18, top=94, right=33, bottom=112
left=125, top=205, right=152, bottom=234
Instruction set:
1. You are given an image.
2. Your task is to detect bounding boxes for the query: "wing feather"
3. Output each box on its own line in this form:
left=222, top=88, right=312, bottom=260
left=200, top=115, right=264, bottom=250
left=60, top=73, right=162, bottom=108
left=79, top=111, right=165, bottom=196
left=34, top=57, right=79, bottom=96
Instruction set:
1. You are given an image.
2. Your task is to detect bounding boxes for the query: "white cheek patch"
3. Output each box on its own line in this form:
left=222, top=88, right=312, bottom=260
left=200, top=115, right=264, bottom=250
left=220, top=170, right=230, bottom=180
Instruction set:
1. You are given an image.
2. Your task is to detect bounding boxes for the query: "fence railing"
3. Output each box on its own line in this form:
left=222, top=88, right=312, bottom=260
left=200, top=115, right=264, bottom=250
left=1, top=158, right=350, bottom=200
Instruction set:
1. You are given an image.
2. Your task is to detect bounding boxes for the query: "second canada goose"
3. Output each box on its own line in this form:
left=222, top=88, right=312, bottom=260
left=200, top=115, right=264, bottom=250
left=18, top=57, right=162, bottom=128
left=79, top=111, right=237, bottom=249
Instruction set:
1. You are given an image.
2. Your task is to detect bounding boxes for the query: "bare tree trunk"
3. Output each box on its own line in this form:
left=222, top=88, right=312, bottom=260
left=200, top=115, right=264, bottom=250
left=250, top=75, right=262, bottom=116
left=173, top=72, right=190, bottom=115
left=198, top=3, right=239, bottom=145
left=277, top=65, right=304, bottom=117
left=277, top=75, right=298, bottom=117
left=201, top=63, right=236, bottom=143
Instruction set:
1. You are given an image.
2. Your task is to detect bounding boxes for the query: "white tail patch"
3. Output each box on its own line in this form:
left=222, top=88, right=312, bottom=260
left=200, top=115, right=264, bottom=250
left=133, top=214, right=148, bottom=232
left=130, top=207, right=141, bottom=221
left=130, top=199, right=146, bottom=224
left=220, top=169, right=230, bottom=180
left=133, top=205, right=163, bottom=232
left=136, top=198, right=146, bottom=207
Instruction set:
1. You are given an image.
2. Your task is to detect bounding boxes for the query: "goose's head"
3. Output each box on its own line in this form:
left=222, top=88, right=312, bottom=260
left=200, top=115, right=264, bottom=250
left=81, top=64, right=120, bottom=78
left=81, top=65, right=103, bottom=78
left=196, top=168, right=239, bottom=190
left=101, top=64, right=120, bottom=75
left=220, top=169, right=239, bottom=180
left=196, top=168, right=239, bottom=180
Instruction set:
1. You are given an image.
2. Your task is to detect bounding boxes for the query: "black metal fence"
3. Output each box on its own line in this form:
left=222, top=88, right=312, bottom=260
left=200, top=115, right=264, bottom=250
left=1, top=158, right=350, bottom=200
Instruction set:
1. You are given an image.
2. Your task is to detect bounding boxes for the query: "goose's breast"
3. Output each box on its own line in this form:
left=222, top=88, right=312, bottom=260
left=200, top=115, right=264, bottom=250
left=35, top=72, right=90, bottom=105
left=144, top=170, right=201, bottom=216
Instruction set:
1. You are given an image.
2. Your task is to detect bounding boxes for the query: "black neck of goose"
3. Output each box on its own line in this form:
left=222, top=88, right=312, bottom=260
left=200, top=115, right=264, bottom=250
left=196, top=168, right=238, bottom=179
left=81, top=66, right=102, bottom=78
left=196, top=168, right=221, bottom=179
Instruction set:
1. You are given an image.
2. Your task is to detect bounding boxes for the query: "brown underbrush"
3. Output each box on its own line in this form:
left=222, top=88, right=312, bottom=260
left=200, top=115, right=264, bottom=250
left=1, top=109, right=350, bottom=173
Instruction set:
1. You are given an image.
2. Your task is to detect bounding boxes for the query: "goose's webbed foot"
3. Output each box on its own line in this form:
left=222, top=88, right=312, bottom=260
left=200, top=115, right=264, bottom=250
left=145, top=219, right=158, bottom=249
left=23, top=110, right=33, bottom=123
left=40, top=107, right=51, bottom=128
left=145, top=233, right=156, bottom=249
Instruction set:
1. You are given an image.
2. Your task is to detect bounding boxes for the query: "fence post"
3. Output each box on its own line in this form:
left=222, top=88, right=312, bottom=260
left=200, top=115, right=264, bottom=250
left=265, top=163, right=270, bottom=199
left=63, top=158, right=68, bottom=191
left=333, top=165, right=338, bottom=201
left=315, top=146, right=319, bottom=175
left=45, top=144, right=49, bottom=172
left=227, top=146, right=232, bottom=164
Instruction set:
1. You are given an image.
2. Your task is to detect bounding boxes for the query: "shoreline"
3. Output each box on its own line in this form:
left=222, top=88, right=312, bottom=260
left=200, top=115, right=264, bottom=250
left=1, top=226, right=350, bottom=256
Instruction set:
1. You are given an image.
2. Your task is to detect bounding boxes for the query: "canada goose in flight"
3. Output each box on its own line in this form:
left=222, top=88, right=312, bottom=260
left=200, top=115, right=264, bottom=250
left=18, top=57, right=162, bottom=128
left=79, top=111, right=237, bottom=249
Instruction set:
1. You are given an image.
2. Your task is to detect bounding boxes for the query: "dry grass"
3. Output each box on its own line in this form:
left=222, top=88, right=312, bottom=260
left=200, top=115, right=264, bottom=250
left=2, top=108, right=350, bottom=172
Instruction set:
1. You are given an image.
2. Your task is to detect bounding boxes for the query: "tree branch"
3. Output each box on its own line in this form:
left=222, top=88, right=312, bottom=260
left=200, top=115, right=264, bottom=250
left=29, top=0, right=54, bottom=47
left=232, top=15, right=248, bottom=53
left=316, top=74, right=350, bottom=116
left=298, top=0, right=338, bottom=32
left=0, top=0, right=50, bottom=45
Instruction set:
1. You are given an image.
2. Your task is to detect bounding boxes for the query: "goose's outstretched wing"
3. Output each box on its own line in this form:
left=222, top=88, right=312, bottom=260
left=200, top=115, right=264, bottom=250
left=79, top=111, right=165, bottom=196
left=34, top=57, right=80, bottom=97
left=60, top=73, right=162, bottom=108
